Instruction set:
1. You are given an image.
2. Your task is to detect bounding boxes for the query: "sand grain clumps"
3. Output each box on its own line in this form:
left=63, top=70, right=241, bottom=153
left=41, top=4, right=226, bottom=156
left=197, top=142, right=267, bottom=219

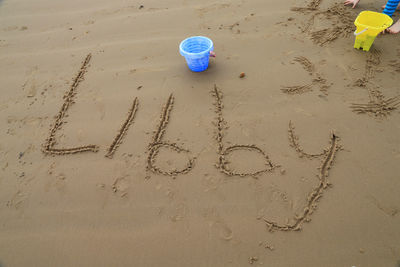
left=263, top=122, right=341, bottom=232
left=351, top=95, right=400, bottom=118
left=105, top=98, right=139, bottom=158
left=291, top=0, right=322, bottom=12
left=294, top=56, right=315, bottom=74
left=212, top=85, right=279, bottom=177
left=311, top=3, right=355, bottom=45
left=147, top=94, right=195, bottom=177
left=43, top=54, right=99, bottom=155
left=281, top=84, right=313, bottom=95
left=292, top=0, right=356, bottom=46
left=389, top=60, right=400, bottom=73
left=281, top=56, right=329, bottom=95
left=350, top=49, right=400, bottom=118
left=354, top=48, right=381, bottom=87
left=288, top=121, right=327, bottom=158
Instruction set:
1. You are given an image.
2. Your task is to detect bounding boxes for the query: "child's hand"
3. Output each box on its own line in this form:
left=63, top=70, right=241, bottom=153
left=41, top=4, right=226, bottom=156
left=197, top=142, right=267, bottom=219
left=344, top=0, right=360, bottom=8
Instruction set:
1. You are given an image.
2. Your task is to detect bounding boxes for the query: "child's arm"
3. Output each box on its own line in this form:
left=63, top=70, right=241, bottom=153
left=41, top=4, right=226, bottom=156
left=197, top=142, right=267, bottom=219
left=344, top=0, right=360, bottom=8
left=383, top=0, right=400, bottom=16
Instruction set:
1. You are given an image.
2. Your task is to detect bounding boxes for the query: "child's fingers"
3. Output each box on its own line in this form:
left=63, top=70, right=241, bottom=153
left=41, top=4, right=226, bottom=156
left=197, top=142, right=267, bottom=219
left=344, top=0, right=353, bottom=6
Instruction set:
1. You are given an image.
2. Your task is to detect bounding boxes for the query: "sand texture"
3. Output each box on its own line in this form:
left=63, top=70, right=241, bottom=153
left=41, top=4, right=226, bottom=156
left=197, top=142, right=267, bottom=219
left=0, top=0, right=400, bottom=266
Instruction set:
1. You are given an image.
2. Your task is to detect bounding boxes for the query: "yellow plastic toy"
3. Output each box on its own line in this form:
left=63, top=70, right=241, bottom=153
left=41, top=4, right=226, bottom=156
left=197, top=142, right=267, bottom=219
left=354, top=11, right=393, bottom=51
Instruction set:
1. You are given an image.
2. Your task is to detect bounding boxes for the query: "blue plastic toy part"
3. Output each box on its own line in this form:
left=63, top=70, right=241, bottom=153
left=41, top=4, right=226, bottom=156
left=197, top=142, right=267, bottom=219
left=179, top=36, right=214, bottom=72
left=382, top=0, right=400, bottom=17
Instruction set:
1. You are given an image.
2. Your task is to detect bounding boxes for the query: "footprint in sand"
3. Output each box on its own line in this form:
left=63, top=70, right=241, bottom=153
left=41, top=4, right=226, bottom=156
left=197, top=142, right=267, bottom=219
left=6, top=190, right=26, bottom=209
left=22, top=66, right=41, bottom=98
left=203, top=208, right=233, bottom=241
left=44, top=173, right=67, bottom=194
left=170, top=202, right=187, bottom=222
left=112, top=175, right=130, bottom=197
left=94, top=97, right=106, bottom=120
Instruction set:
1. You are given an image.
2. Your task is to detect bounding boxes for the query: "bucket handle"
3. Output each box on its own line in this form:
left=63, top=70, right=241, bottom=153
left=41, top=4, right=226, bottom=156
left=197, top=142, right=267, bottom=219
left=354, top=28, right=368, bottom=36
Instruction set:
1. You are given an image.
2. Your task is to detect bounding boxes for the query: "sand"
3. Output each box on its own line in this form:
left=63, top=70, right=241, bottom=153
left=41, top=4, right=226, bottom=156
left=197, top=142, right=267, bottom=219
left=0, top=0, right=399, bottom=266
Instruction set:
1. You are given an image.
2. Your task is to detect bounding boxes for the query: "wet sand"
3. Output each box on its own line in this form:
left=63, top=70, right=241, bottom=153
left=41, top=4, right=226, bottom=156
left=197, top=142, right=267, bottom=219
left=0, top=0, right=399, bottom=266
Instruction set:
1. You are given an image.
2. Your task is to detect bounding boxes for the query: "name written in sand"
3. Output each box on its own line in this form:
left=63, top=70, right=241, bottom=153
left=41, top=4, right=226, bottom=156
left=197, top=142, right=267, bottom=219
left=42, top=54, right=342, bottom=232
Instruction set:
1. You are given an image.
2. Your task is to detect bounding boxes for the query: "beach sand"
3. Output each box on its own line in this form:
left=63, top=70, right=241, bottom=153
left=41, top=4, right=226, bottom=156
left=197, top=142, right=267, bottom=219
left=0, top=0, right=399, bottom=266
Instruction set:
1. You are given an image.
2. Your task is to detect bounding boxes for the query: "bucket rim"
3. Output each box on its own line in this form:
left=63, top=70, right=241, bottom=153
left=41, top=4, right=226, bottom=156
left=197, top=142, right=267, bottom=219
left=179, top=36, right=214, bottom=57
left=354, top=11, right=393, bottom=30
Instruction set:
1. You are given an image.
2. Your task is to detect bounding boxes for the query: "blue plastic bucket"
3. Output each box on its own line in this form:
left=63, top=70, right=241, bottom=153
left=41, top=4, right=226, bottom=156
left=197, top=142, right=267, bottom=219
left=179, top=36, right=214, bottom=72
